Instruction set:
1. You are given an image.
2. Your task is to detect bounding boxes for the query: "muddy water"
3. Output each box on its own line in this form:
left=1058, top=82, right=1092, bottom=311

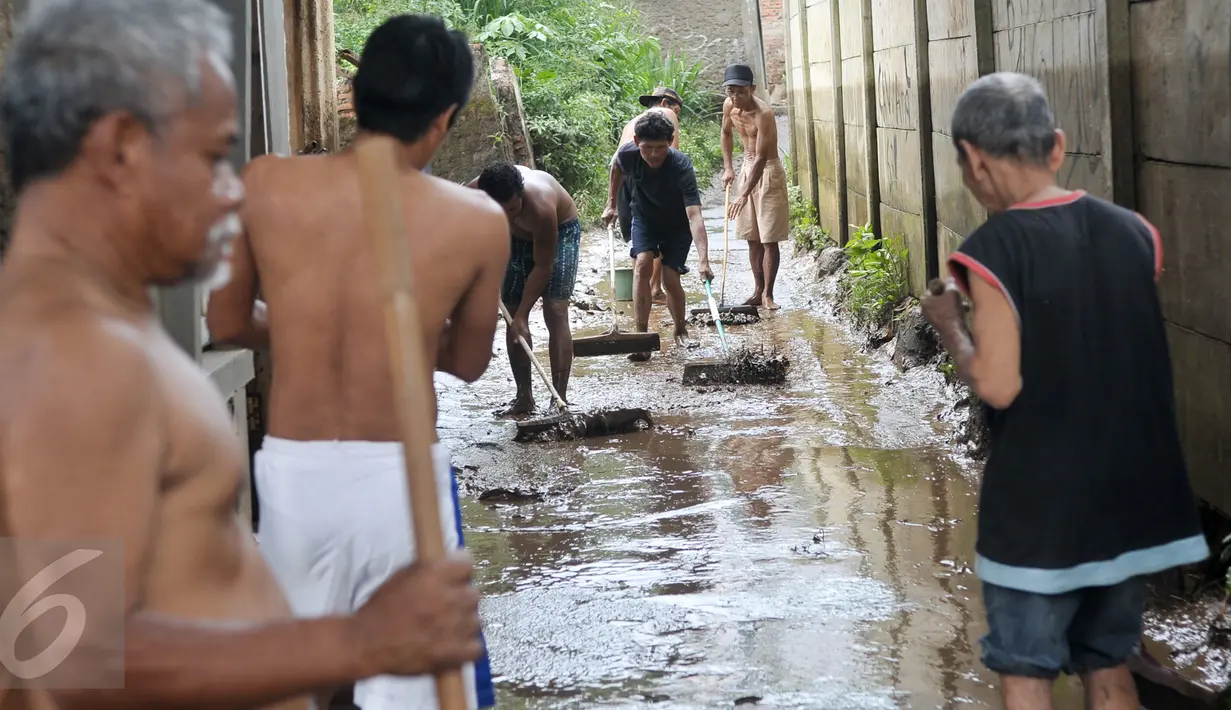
left=435, top=201, right=1089, bottom=707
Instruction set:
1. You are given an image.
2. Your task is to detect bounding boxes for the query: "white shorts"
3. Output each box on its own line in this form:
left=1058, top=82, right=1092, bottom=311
left=254, top=437, right=478, bottom=710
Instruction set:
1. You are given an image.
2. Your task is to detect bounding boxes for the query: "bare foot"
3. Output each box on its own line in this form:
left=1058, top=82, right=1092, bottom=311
left=651, top=291, right=667, bottom=304
left=674, top=330, right=694, bottom=349
left=762, top=297, right=781, bottom=310
left=497, top=396, right=535, bottom=417
left=627, top=351, right=652, bottom=362
left=744, top=294, right=763, bottom=306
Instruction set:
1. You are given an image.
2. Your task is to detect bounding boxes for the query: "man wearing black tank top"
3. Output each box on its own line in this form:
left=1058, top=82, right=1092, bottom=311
left=922, top=72, right=1208, bottom=710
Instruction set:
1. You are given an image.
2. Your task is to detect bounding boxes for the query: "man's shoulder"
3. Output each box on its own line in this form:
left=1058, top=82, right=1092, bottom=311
left=668, top=148, right=695, bottom=170
left=242, top=152, right=323, bottom=184
left=615, top=140, right=640, bottom=168
left=1078, top=192, right=1143, bottom=229
left=0, top=303, right=153, bottom=413
left=419, top=174, right=507, bottom=234
left=617, top=140, right=640, bottom=156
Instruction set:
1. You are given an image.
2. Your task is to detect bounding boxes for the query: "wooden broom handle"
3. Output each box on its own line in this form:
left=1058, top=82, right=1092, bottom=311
left=720, top=184, right=730, bottom=304
left=354, top=135, right=468, bottom=710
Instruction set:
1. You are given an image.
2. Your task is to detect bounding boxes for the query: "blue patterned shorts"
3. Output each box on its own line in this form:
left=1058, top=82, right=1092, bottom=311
left=501, top=217, right=581, bottom=305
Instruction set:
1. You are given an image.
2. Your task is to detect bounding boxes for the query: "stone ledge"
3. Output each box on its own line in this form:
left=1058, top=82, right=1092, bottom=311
left=202, top=348, right=255, bottom=400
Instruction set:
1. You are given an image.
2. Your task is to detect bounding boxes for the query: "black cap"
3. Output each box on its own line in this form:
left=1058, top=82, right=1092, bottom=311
left=723, top=63, right=755, bottom=87
left=638, top=86, right=682, bottom=108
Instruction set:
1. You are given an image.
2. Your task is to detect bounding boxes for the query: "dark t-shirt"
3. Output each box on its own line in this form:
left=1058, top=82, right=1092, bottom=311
left=948, top=190, right=1206, bottom=594
left=615, top=142, right=701, bottom=236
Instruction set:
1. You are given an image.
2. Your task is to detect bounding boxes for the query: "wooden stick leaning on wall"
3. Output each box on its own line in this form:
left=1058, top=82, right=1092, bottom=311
left=354, top=134, right=468, bottom=710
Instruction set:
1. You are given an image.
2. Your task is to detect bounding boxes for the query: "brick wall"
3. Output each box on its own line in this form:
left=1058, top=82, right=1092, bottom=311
left=761, top=0, right=786, bottom=103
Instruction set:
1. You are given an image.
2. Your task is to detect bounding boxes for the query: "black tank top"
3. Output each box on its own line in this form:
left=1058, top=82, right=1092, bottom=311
left=948, top=190, right=1207, bottom=593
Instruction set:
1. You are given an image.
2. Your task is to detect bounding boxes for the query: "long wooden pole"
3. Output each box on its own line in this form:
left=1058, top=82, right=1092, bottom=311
left=720, top=184, right=731, bottom=305
left=354, top=134, right=467, bottom=710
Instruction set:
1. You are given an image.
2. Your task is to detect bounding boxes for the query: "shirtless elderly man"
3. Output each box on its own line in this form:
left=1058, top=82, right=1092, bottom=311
left=614, top=87, right=683, bottom=303
left=469, top=162, right=580, bottom=414
left=207, top=14, right=507, bottom=710
left=0, top=1, right=482, bottom=709
left=721, top=64, right=790, bottom=310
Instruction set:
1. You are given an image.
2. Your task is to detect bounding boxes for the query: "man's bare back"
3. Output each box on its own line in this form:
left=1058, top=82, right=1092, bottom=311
left=617, top=106, right=680, bottom=151
left=507, top=166, right=578, bottom=242
left=213, top=152, right=508, bottom=441
left=0, top=264, right=310, bottom=710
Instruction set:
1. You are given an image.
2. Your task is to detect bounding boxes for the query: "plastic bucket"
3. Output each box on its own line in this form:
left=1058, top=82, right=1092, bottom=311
left=613, top=267, right=634, bottom=301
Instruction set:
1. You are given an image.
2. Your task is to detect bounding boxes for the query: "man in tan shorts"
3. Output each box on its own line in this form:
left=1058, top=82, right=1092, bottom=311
left=615, top=87, right=683, bottom=303
left=721, top=64, right=790, bottom=310
left=0, top=2, right=483, bottom=709
left=207, top=13, right=508, bottom=710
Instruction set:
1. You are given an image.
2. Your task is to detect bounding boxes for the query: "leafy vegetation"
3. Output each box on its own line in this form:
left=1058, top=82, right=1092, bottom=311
left=334, top=0, right=727, bottom=221
left=787, top=183, right=830, bottom=253
left=838, top=223, right=909, bottom=329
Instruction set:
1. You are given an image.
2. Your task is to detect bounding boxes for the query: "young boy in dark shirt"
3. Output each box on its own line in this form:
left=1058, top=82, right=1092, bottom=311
left=602, top=112, right=713, bottom=361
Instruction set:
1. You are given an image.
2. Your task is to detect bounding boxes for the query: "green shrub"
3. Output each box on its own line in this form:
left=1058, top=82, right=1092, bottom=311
left=334, top=0, right=726, bottom=223
left=787, top=183, right=830, bottom=252
left=839, top=223, right=909, bottom=329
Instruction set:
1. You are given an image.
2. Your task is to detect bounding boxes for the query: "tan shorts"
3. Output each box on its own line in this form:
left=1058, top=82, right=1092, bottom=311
left=734, top=157, right=790, bottom=243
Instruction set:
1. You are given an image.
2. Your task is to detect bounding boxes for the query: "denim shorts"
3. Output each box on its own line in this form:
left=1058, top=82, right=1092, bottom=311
left=629, top=218, right=691, bottom=275
left=980, top=576, right=1146, bottom=678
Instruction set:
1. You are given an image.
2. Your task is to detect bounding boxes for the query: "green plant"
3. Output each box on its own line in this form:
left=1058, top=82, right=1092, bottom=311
left=839, top=223, right=909, bottom=329
left=786, top=183, right=831, bottom=252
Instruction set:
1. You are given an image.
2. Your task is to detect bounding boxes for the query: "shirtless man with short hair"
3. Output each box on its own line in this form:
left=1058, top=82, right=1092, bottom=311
left=615, top=87, right=683, bottom=303
left=721, top=64, right=790, bottom=310
left=467, top=163, right=580, bottom=414
left=206, top=14, right=507, bottom=710
left=0, top=2, right=482, bottom=709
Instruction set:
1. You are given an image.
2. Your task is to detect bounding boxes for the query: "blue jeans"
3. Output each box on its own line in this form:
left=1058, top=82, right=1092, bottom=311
left=449, top=468, right=495, bottom=708
left=980, top=577, right=1146, bottom=679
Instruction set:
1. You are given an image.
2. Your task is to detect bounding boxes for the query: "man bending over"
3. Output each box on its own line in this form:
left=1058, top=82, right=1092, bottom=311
left=472, top=162, right=580, bottom=414
left=923, top=72, right=1206, bottom=710
left=207, top=14, right=508, bottom=710
left=614, top=86, right=683, bottom=303
left=602, top=112, right=713, bottom=361
left=721, top=63, right=790, bottom=310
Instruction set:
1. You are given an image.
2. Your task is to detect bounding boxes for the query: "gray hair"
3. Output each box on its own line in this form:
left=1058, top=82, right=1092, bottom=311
left=0, top=0, right=233, bottom=192
left=951, top=72, right=1056, bottom=166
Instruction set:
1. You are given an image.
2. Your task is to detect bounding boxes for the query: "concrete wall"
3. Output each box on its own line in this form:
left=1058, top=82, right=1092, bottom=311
left=762, top=0, right=789, bottom=101
left=872, top=0, right=926, bottom=294
left=785, top=0, right=1231, bottom=514
left=1131, top=0, right=1231, bottom=514
left=633, top=0, right=767, bottom=93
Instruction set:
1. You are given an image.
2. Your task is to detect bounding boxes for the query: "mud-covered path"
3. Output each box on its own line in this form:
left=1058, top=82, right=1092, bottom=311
left=433, top=142, right=1089, bottom=708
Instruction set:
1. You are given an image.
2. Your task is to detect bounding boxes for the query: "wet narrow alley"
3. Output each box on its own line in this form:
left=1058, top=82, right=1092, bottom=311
left=431, top=166, right=1090, bottom=708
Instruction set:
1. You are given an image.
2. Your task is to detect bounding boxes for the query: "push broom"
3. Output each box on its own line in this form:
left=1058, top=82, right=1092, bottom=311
left=355, top=134, right=467, bottom=710
left=572, top=224, right=662, bottom=357
left=500, top=300, right=654, bottom=443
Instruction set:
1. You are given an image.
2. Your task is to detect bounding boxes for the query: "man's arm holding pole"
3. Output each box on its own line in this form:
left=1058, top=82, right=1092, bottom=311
left=512, top=204, right=559, bottom=341
left=922, top=276, right=1023, bottom=409
left=602, top=160, right=624, bottom=226
left=729, top=109, right=776, bottom=219
left=686, top=204, right=713, bottom=283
